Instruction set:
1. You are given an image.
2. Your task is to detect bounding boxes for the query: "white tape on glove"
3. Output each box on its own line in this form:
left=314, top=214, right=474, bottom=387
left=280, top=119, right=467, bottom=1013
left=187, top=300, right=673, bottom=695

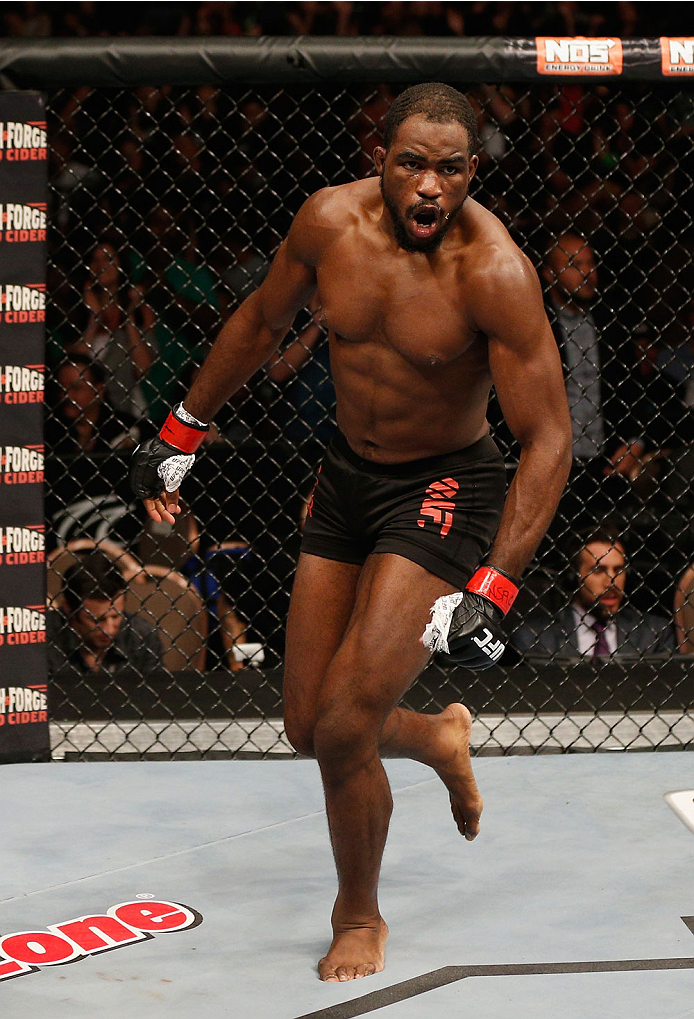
left=421, top=591, right=464, bottom=655
left=157, top=453, right=196, bottom=493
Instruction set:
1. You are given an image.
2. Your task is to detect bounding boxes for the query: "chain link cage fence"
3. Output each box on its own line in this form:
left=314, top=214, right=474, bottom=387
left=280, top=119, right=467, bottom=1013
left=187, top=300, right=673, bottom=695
left=15, top=37, right=692, bottom=759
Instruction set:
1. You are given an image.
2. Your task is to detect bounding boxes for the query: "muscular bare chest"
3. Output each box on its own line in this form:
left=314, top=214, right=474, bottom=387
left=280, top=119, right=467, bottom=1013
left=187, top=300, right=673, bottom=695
left=317, top=238, right=479, bottom=368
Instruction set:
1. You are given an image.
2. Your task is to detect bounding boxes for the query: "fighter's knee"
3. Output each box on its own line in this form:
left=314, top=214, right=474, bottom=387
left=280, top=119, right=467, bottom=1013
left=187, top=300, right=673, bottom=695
left=279, top=713, right=315, bottom=762
left=312, top=703, right=378, bottom=766
left=284, top=718, right=315, bottom=758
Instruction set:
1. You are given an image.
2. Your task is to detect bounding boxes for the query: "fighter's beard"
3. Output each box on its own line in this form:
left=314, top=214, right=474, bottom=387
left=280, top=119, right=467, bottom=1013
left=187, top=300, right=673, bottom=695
left=380, top=178, right=465, bottom=254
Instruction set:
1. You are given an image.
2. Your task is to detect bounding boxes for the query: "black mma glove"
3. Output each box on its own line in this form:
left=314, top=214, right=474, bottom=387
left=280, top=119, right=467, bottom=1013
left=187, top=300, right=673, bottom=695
left=129, top=403, right=209, bottom=499
left=422, top=566, right=519, bottom=670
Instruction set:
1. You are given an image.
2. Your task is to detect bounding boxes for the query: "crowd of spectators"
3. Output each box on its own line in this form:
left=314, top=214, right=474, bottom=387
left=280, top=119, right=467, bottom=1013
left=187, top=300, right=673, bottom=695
left=34, top=6, right=694, bottom=673
left=4, top=3, right=692, bottom=42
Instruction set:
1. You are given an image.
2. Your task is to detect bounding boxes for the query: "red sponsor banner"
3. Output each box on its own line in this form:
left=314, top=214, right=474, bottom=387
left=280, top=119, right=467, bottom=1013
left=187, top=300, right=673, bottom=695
left=0, top=524, right=45, bottom=565
left=536, top=36, right=624, bottom=75
left=0, top=120, right=47, bottom=162
left=0, top=202, right=46, bottom=243
left=0, top=683, right=48, bottom=727
left=0, top=92, right=48, bottom=765
left=0, top=900, right=202, bottom=982
left=0, top=602, right=46, bottom=647
left=0, top=364, right=44, bottom=404
left=0, top=444, right=44, bottom=484
left=0, top=283, right=46, bottom=323
left=660, top=37, right=694, bottom=75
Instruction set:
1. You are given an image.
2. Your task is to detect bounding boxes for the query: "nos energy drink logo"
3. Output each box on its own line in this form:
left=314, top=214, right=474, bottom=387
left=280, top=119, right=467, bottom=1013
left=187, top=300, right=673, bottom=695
left=0, top=525, right=45, bottom=565
left=0, top=900, right=202, bottom=982
left=0, top=604, right=46, bottom=646
left=536, top=36, right=624, bottom=75
left=0, top=365, right=44, bottom=404
left=0, top=284, right=45, bottom=323
left=0, top=203, right=46, bottom=243
left=0, top=684, right=48, bottom=727
left=0, top=445, right=44, bottom=484
left=0, top=121, right=47, bottom=161
left=661, top=37, right=694, bottom=75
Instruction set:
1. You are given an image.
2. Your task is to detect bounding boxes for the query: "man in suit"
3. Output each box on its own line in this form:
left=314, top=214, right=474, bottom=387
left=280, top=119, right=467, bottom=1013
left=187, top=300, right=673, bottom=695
left=512, top=526, right=675, bottom=658
left=542, top=233, right=634, bottom=534
left=487, top=232, right=634, bottom=539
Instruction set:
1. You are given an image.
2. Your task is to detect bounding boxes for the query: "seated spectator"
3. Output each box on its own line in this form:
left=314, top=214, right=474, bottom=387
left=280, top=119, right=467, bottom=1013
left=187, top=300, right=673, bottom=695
left=474, top=84, right=543, bottom=234
left=48, top=551, right=162, bottom=674
left=78, top=241, right=156, bottom=418
left=46, top=355, right=140, bottom=457
left=53, top=2, right=102, bottom=36
left=265, top=295, right=336, bottom=448
left=204, top=538, right=293, bottom=670
left=283, top=1, right=355, bottom=35
left=657, top=299, right=694, bottom=412
left=133, top=3, right=192, bottom=34
left=512, top=526, right=675, bottom=658
left=628, top=443, right=694, bottom=579
left=130, top=208, right=218, bottom=425
left=2, top=2, right=52, bottom=37
left=193, top=2, right=246, bottom=36
left=606, top=320, right=694, bottom=479
left=45, top=356, right=148, bottom=551
left=205, top=541, right=254, bottom=672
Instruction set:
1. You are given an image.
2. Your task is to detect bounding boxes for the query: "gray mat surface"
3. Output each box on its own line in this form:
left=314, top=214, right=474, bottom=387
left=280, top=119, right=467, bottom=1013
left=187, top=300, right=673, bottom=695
left=1, top=753, right=693, bottom=1018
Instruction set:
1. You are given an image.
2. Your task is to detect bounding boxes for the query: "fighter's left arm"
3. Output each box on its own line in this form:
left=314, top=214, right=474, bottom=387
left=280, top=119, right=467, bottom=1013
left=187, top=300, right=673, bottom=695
left=476, top=251, right=573, bottom=580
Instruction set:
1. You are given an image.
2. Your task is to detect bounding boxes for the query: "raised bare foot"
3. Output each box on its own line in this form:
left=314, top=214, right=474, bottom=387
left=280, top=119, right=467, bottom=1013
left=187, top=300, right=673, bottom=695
left=318, top=918, right=389, bottom=982
left=434, top=703, right=483, bottom=841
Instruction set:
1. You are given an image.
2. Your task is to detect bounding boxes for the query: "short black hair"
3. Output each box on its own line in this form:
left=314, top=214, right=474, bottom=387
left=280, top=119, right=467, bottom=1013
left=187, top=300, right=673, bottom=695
left=383, top=82, right=478, bottom=156
left=62, top=551, right=126, bottom=613
left=569, top=525, right=627, bottom=574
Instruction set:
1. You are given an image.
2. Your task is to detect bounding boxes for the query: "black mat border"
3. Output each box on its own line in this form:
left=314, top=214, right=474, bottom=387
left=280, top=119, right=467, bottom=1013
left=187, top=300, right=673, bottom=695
left=295, top=920, right=694, bottom=1019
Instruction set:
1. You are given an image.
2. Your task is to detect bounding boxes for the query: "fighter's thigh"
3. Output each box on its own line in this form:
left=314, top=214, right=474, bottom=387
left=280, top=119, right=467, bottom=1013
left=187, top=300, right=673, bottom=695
left=316, top=552, right=458, bottom=723
left=283, top=552, right=362, bottom=753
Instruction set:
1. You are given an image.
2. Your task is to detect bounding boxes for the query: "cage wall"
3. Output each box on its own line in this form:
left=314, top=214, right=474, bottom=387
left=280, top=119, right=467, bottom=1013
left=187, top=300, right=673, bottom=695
left=13, top=36, right=692, bottom=758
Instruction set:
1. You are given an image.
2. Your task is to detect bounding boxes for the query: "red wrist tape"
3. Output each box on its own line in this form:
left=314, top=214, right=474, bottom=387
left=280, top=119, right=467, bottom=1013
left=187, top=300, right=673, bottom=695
left=466, top=566, right=519, bottom=615
left=159, top=409, right=207, bottom=455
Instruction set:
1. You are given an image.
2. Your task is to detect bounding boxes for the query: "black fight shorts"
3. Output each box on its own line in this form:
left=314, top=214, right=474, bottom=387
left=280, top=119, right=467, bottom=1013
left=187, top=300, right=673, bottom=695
left=300, top=430, right=506, bottom=590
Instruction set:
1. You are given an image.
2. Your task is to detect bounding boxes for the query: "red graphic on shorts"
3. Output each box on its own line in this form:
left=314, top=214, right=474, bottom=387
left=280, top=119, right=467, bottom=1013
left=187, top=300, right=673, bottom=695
left=417, top=477, right=459, bottom=538
left=306, top=466, right=321, bottom=518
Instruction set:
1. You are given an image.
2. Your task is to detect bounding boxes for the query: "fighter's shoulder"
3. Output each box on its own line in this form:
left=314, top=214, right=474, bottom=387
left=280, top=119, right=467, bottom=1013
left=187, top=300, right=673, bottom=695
left=464, top=201, right=540, bottom=301
left=294, top=181, right=369, bottom=231
left=289, top=180, right=369, bottom=260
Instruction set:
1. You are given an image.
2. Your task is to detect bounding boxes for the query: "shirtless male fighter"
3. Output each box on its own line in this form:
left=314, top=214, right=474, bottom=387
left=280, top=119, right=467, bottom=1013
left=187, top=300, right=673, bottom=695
left=130, top=83, right=573, bottom=982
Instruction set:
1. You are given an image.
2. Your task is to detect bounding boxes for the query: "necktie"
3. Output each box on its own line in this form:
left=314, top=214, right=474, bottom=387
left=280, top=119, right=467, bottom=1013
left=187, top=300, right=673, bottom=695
left=592, top=621, right=609, bottom=657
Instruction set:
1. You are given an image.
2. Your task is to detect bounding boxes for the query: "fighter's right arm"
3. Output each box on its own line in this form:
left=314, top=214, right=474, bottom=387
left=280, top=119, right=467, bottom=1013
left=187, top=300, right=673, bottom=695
left=131, top=192, right=325, bottom=523
left=183, top=195, right=322, bottom=423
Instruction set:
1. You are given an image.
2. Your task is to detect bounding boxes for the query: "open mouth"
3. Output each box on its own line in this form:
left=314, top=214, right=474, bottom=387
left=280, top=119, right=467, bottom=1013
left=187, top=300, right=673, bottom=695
left=410, top=206, right=440, bottom=239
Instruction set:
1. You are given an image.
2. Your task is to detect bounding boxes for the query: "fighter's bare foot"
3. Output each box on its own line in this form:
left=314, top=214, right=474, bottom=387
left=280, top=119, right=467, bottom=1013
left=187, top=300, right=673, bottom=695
left=318, top=918, right=389, bottom=982
left=434, top=703, right=483, bottom=841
